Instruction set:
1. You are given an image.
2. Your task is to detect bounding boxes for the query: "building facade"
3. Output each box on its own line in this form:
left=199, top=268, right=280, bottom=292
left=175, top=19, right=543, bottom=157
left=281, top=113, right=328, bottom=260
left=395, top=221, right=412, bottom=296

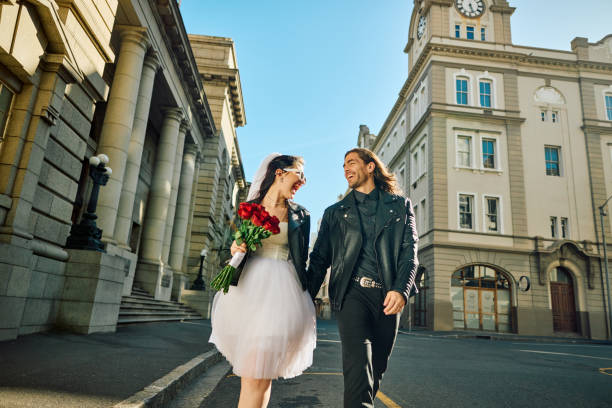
left=0, top=0, right=246, bottom=340
left=362, top=0, right=612, bottom=339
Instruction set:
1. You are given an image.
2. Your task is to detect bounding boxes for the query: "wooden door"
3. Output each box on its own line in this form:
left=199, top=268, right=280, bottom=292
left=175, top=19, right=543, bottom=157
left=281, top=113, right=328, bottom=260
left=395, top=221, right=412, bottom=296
left=551, top=282, right=577, bottom=332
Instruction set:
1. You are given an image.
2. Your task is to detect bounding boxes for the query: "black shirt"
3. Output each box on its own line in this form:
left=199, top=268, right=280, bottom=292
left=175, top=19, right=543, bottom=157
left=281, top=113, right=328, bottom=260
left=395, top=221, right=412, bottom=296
left=352, top=188, right=380, bottom=281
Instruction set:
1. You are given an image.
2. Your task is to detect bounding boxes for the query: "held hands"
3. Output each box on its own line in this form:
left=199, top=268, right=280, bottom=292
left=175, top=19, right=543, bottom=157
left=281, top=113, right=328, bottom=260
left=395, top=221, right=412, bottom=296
left=383, top=291, right=406, bottom=315
left=230, top=240, right=247, bottom=256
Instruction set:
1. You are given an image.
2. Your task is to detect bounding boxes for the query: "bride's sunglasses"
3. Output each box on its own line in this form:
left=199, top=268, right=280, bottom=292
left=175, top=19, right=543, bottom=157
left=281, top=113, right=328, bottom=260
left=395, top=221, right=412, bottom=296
left=283, top=168, right=306, bottom=183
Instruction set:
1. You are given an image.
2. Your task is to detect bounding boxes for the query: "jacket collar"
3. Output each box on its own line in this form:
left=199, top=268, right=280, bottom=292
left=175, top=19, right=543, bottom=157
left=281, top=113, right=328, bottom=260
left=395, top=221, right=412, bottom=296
left=287, top=201, right=305, bottom=231
left=339, top=189, right=399, bottom=238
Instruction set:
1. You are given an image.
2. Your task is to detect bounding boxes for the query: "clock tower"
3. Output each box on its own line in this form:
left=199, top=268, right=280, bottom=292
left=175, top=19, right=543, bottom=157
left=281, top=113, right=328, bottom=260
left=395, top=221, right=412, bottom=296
left=406, top=0, right=515, bottom=71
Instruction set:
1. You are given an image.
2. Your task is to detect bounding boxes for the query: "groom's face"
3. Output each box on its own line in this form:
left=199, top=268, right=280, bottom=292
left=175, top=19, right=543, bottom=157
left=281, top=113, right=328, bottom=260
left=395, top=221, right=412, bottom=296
left=343, top=152, right=374, bottom=189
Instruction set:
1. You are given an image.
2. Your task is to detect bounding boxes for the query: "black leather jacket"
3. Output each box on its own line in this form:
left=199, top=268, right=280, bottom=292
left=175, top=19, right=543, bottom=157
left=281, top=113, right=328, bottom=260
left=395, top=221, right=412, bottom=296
left=230, top=201, right=311, bottom=291
left=307, top=190, right=419, bottom=311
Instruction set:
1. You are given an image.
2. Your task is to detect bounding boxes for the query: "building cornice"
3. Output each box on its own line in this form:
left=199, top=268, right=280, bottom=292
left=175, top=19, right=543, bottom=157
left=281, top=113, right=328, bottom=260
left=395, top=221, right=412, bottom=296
left=375, top=40, right=612, bottom=148
left=154, top=0, right=216, bottom=138
left=188, top=34, right=246, bottom=128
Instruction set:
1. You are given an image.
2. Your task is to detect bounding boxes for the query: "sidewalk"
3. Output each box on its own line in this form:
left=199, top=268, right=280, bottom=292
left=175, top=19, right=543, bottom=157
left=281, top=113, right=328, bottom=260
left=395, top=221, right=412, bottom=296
left=0, top=320, right=214, bottom=408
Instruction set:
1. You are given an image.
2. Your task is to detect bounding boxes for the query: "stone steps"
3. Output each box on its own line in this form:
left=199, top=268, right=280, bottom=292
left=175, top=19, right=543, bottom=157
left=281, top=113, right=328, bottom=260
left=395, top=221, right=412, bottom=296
left=118, top=287, right=204, bottom=325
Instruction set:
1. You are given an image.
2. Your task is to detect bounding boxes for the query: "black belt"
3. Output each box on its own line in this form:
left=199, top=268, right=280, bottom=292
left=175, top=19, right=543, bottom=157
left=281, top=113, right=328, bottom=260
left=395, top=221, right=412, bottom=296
left=352, top=276, right=383, bottom=289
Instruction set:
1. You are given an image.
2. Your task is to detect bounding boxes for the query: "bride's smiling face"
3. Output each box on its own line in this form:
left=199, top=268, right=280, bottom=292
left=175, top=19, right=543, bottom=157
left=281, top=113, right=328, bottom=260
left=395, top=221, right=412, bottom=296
left=274, top=165, right=306, bottom=200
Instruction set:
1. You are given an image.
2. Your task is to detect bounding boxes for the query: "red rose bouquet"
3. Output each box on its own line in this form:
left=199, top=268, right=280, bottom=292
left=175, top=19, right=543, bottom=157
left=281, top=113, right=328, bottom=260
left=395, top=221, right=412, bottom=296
left=210, top=202, right=281, bottom=293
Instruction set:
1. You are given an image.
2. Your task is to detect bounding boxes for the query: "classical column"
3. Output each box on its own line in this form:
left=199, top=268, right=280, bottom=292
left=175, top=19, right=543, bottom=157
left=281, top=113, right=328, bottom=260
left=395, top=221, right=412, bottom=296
left=169, top=144, right=198, bottom=270
left=162, top=120, right=189, bottom=263
left=181, top=151, right=202, bottom=272
left=139, top=108, right=183, bottom=262
left=114, top=52, right=160, bottom=248
left=95, top=27, right=149, bottom=243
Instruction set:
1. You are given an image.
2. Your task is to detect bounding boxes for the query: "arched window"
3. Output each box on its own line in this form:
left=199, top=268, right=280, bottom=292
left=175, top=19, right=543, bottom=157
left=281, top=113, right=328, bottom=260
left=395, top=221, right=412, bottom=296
left=451, top=265, right=512, bottom=332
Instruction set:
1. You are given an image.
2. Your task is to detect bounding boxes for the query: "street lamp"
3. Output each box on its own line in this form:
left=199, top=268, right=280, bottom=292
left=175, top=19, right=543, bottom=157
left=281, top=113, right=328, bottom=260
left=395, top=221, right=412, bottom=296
left=191, top=248, right=208, bottom=290
left=598, top=194, right=612, bottom=340
left=66, top=154, right=112, bottom=252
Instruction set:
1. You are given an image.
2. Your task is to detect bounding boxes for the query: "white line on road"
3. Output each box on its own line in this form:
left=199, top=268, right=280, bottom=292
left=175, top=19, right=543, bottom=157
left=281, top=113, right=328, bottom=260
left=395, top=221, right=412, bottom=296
left=317, top=339, right=341, bottom=343
left=518, top=350, right=612, bottom=361
left=512, top=342, right=611, bottom=348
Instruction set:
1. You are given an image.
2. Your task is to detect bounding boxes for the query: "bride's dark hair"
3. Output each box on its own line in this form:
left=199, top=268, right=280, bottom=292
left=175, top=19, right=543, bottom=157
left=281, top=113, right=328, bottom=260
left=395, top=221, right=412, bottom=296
left=253, top=155, right=304, bottom=203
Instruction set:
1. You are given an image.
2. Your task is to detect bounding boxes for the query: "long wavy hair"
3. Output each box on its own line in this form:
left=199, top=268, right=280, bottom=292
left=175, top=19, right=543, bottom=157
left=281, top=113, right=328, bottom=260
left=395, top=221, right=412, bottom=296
left=253, top=155, right=304, bottom=203
left=345, top=148, right=401, bottom=195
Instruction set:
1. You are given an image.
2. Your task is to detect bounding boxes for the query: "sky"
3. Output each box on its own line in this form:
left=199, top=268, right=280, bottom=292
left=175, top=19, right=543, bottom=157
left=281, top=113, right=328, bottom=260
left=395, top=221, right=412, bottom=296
left=180, top=0, right=612, bottom=233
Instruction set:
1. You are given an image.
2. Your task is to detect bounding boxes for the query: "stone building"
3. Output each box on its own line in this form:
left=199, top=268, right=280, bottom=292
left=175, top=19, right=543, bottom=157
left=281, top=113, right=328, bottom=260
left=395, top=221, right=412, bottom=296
left=180, top=34, right=248, bottom=317
left=362, top=0, right=612, bottom=339
left=0, top=0, right=246, bottom=341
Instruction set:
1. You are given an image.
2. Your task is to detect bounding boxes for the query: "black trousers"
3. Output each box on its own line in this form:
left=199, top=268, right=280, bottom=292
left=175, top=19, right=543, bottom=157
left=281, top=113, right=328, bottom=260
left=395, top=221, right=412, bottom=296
left=336, top=283, right=401, bottom=408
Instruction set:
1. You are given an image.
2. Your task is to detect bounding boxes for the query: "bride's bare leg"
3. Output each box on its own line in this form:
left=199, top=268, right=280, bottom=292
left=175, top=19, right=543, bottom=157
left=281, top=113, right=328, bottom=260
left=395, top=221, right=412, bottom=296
left=238, top=377, right=272, bottom=408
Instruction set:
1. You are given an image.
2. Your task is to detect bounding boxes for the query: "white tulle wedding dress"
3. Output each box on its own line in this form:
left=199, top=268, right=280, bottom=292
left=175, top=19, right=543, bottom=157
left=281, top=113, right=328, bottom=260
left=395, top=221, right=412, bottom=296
left=209, top=222, right=316, bottom=379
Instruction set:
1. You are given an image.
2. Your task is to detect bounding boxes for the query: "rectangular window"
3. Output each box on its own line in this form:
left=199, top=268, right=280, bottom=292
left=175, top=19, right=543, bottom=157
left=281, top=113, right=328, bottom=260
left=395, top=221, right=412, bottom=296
left=455, top=25, right=461, bottom=38
left=541, top=111, right=547, bottom=121
left=399, top=166, right=405, bottom=191
left=551, top=111, right=558, bottom=123
left=545, top=146, right=560, bottom=176
left=421, top=198, right=426, bottom=232
left=482, top=139, right=496, bottom=169
left=420, top=143, right=426, bottom=176
left=606, top=95, right=612, bottom=120
left=0, top=84, right=15, bottom=141
left=413, top=205, right=418, bottom=230
left=456, top=78, right=468, bottom=105
left=412, top=151, right=419, bottom=182
left=466, top=26, right=475, bottom=40
left=561, top=217, right=568, bottom=239
left=481, top=27, right=486, bottom=41
left=479, top=80, right=492, bottom=108
left=457, top=135, right=472, bottom=167
left=550, top=216, right=558, bottom=238
left=459, top=194, right=474, bottom=230
left=485, top=197, right=499, bottom=233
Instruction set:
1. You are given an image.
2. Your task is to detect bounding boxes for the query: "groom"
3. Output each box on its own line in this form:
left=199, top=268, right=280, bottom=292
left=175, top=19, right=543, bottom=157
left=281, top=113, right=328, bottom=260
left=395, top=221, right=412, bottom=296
left=308, top=147, right=419, bottom=407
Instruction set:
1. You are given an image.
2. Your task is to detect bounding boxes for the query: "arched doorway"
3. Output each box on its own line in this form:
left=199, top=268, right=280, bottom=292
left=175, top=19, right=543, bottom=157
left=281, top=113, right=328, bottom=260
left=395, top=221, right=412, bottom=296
left=550, top=267, right=577, bottom=332
left=451, top=265, right=513, bottom=332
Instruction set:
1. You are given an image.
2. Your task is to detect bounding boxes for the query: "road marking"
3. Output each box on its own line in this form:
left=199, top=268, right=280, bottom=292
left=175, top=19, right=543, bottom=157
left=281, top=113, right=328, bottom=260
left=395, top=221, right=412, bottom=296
left=377, top=391, right=402, bottom=408
left=599, top=368, right=612, bottom=376
left=318, top=339, right=341, bottom=343
left=512, top=342, right=610, bottom=348
left=518, top=350, right=612, bottom=361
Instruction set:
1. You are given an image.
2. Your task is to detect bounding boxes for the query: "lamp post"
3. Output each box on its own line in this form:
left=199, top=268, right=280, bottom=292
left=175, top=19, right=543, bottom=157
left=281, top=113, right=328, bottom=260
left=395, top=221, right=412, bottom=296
left=191, top=248, right=208, bottom=290
left=66, top=154, right=112, bottom=252
left=598, top=194, right=612, bottom=340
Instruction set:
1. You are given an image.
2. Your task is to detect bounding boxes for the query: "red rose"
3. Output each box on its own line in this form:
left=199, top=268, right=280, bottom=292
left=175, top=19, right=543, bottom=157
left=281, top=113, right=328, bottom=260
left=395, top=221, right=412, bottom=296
left=237, top=202, right=254, bottom=219
left=251, top=211, right=268, bottom=227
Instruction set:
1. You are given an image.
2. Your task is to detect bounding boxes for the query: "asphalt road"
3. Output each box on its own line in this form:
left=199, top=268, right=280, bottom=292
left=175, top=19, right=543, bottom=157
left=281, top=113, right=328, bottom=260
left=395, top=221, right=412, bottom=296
left=202, top=320, right=612, bottom=408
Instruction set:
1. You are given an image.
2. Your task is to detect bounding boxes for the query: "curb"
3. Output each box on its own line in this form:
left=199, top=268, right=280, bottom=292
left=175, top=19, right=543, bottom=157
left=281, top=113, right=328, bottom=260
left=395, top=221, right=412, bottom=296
left=398, top=330, right=612, bottom=345
left=113, top=349, right=223, bottom=408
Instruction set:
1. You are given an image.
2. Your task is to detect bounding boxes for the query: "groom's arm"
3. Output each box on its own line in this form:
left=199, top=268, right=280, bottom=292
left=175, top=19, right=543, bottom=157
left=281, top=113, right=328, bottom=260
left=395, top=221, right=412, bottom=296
left=392, top=198, right=419, bottom=301
left=307, top=209, right=332, bottom=300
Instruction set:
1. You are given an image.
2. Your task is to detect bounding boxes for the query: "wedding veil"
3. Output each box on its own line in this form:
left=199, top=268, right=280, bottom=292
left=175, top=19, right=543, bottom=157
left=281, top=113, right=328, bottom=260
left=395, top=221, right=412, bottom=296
left=246, top=153, right=281, bottom=201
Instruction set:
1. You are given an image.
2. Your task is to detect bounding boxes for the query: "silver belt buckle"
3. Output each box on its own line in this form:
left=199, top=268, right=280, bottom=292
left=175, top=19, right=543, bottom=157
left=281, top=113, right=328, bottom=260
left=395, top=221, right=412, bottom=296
left=359, top=277, right=374, bottom=288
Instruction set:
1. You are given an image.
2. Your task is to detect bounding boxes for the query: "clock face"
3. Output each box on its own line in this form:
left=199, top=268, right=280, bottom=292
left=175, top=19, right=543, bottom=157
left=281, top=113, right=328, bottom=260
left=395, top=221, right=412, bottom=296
left=417, top=16, right=426, bottom=39
left=456, top=0, right=485, bottom=18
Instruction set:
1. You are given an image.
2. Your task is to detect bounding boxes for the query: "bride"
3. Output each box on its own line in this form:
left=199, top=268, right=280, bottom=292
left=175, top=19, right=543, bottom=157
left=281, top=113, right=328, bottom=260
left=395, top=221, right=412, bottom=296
left=209, top=153, right=317, bottom=408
